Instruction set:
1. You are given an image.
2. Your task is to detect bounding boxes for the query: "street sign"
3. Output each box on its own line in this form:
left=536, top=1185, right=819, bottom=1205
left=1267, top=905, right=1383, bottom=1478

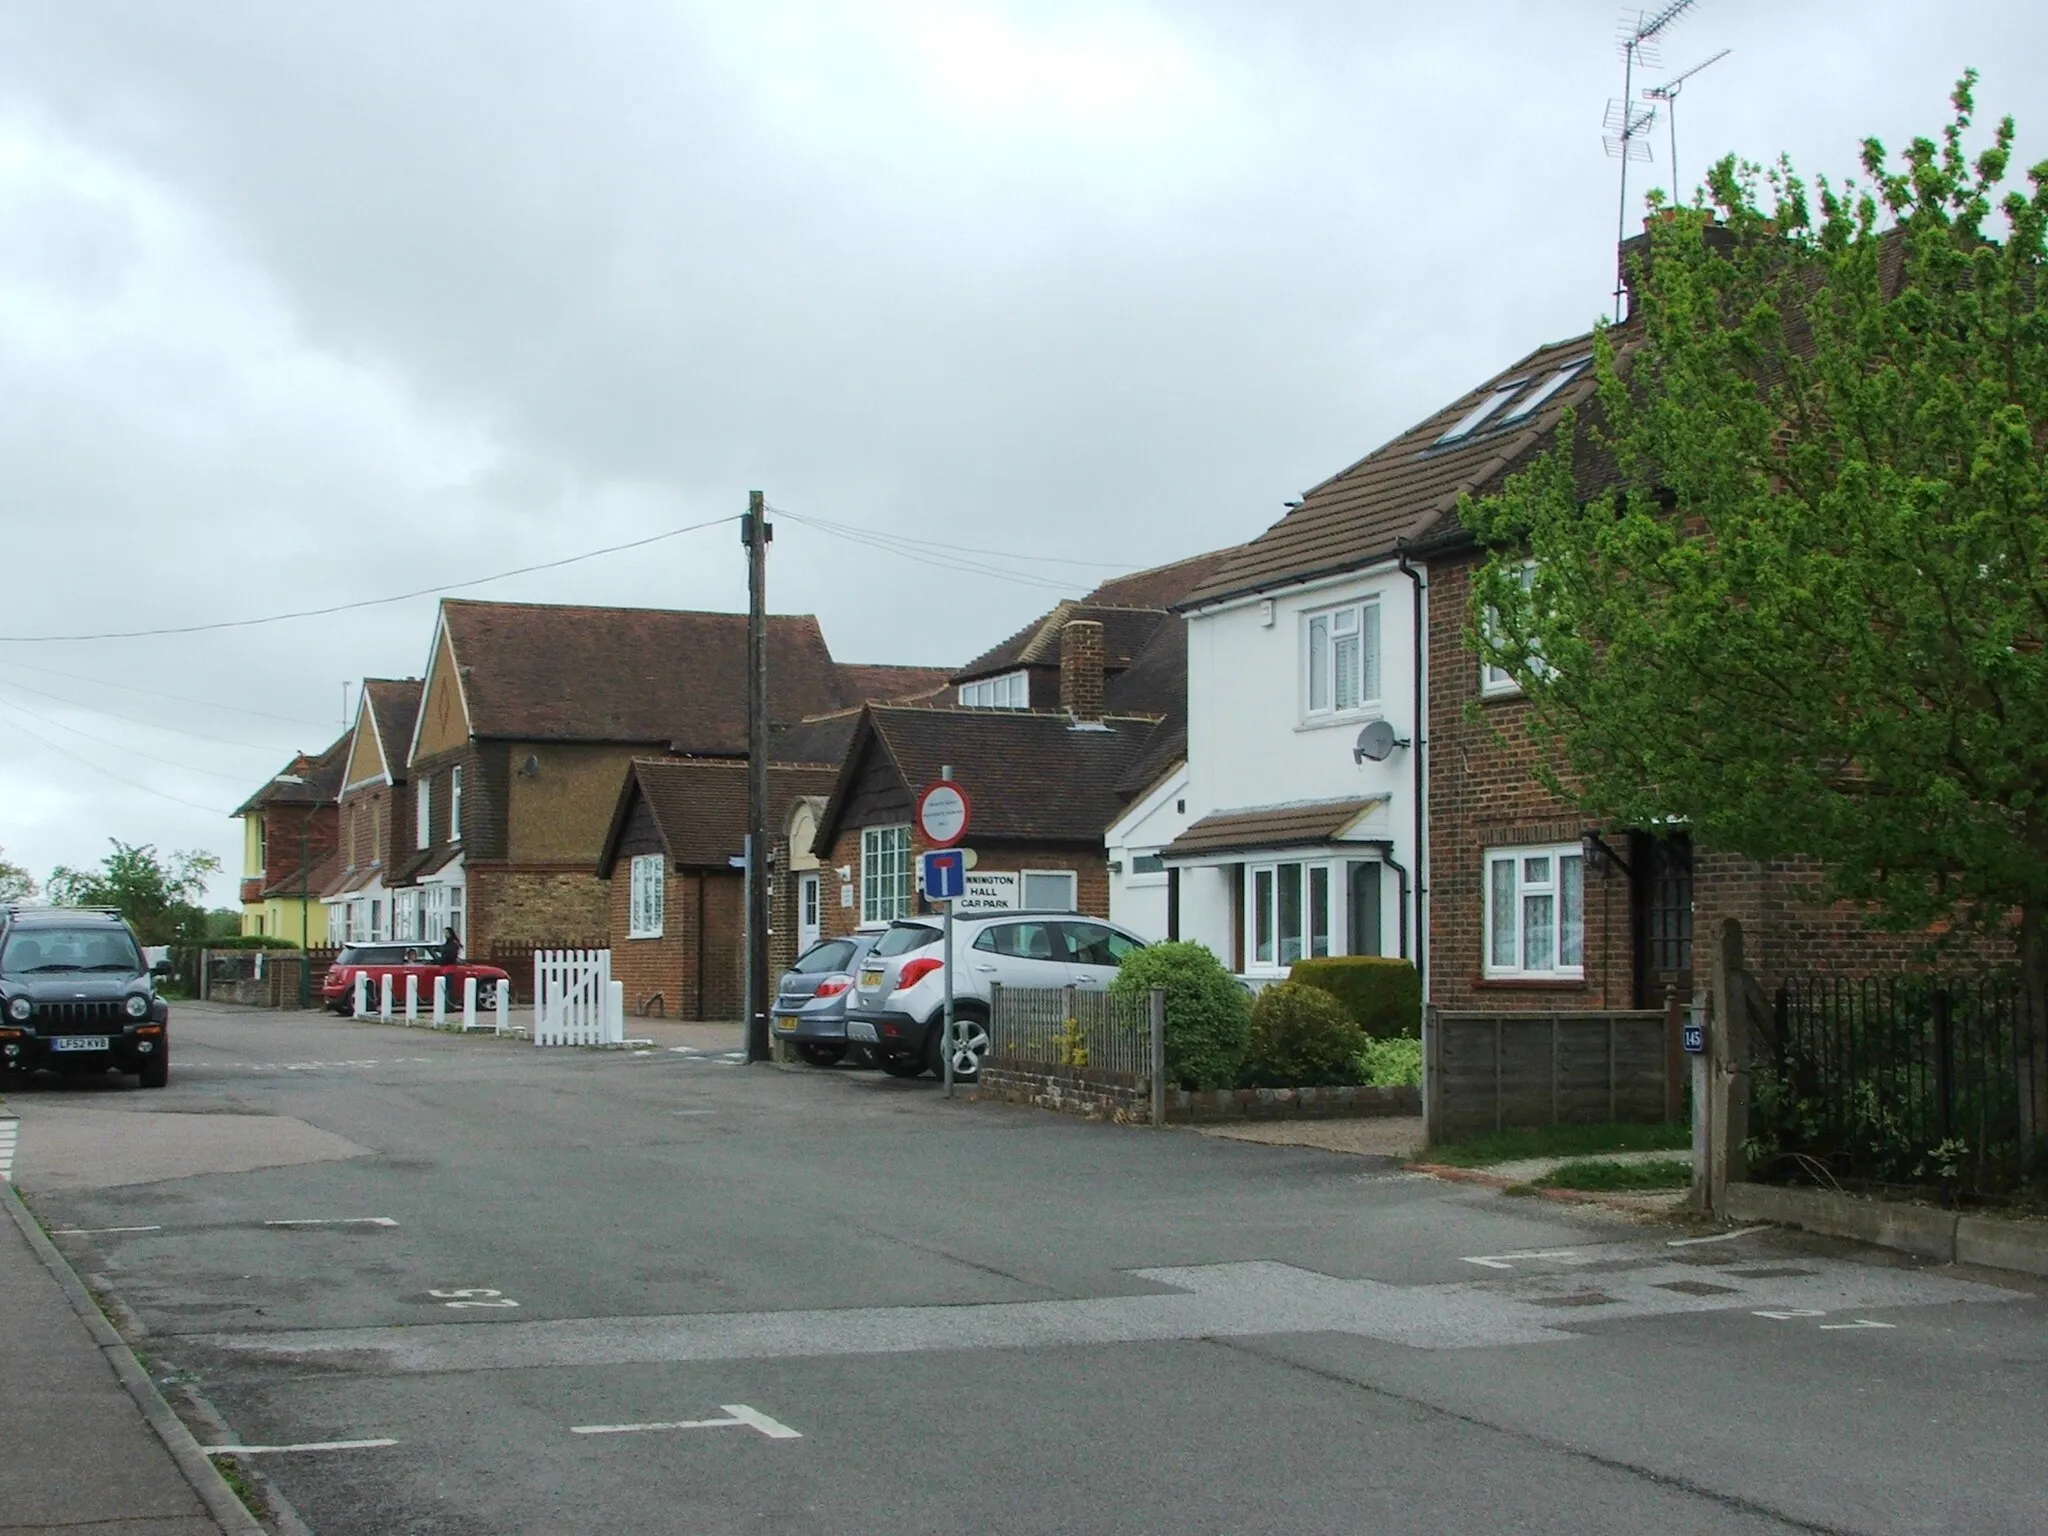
left=920, top=848, right=967, bottom=902
left=957, top=871, right=1018, bottom=912
left=1682, top=1021, right=1705, bottom=1054
left=917, top=780, right=971, bottom=848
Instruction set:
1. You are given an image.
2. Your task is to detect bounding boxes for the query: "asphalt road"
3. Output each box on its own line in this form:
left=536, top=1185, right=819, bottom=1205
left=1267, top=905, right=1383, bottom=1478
left=8, top=1004, right=2044, bottom=1536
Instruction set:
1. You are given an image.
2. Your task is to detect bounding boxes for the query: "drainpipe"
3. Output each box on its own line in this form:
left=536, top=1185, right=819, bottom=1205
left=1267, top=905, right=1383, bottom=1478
left=1366, top=841, right=1411, bottom=960
left=1397, top=547, right=1429, bottom=1001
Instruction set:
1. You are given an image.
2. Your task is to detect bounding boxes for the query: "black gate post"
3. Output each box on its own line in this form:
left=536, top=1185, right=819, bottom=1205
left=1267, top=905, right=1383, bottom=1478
left=1932, top=986, right=1957, bottom=1209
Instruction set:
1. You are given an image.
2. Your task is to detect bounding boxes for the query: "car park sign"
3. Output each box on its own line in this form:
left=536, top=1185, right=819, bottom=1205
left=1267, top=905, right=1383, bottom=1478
left=917, top=780, right=971, bottom=847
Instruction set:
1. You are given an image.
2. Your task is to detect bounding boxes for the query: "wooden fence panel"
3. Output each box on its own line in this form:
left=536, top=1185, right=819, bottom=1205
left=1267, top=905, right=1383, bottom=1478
left=1426, top=1008, right=1676, bottom=1143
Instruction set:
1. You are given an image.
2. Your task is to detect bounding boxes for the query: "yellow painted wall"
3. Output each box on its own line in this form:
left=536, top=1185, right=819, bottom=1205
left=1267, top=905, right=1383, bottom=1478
left=415, top=628, right=471, bottom=761
left=342, top=707, right=386, bottom=789
left=242, top=814, right=266, bottom=877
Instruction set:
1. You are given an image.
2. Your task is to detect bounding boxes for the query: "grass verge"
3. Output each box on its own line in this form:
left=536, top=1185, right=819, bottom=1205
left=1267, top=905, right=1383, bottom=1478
left=209, top=1453, right=266, bottom=1520
left=1536, top=1157, right=1694, bottom=1192
left=1420, top=1121, right=1690, bottom=1168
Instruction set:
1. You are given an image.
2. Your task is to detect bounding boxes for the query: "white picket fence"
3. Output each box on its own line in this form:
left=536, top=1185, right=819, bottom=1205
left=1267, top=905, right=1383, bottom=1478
left=533, top=949, right=626, bottom=1047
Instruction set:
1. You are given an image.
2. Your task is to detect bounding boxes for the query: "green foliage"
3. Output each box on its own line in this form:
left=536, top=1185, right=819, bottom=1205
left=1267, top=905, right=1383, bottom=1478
left=204, top=935, right=299, bottom=950
left=1355, top=1034, right=1423, bottom=1088
left=1243, top=981, right=1369, bottom=1087
left=1425, top=1120, right=1691, bottom=1166
left=0, top=847, right=35, bottom=904
left=1109, top=941, right=1250, bottom=1091
left=45, top=840, right=223, bottom=945
left=1536, top=1158, right=1693, bottom=1192
left=1289, top=956, right=1421, bottom=1039
left=1463, top=74, right=2048, bottom=953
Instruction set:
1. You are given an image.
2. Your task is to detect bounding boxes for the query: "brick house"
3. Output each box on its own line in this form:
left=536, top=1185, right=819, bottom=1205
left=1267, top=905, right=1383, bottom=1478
left=233, top=731, right=347, bottom=945
left=597, top=759, right=841, bottom=1019
left=809, top=624, right=1183, bottom=940
left=319, top=679, right=423, bottom=945
left=1168, top=292, right=1967, bottom=1006
left=394, top=598, right=946, bottom=967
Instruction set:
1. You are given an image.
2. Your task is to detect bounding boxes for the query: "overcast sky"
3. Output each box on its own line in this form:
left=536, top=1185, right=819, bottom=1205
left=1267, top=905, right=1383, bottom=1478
left=1, top=0, right=2041, bottom=906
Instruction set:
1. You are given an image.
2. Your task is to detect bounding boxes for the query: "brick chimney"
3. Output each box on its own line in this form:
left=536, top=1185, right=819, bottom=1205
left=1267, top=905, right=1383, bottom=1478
left=1059, top=618, right=1105, bottom=725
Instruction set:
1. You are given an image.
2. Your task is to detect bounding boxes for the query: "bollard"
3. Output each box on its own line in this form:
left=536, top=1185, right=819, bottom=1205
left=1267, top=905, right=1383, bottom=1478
left=353, top=971, right=368, bottom=1018
left=380, top=972, right=393, bottom=1023
left=494, top=978, right=511, bottom=1036
left=432, top=975, right=447, bottom=1029
left=462, top=976, right=477, bottom=1031
left=405, top=973, right=419, bottom=1024
left=607, top=979, right=626, bottom=1046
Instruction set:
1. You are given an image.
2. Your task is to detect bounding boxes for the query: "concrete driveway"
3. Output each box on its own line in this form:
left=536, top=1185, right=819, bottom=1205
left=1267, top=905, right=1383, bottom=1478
left=8, top=1002, right=2042, bottom=1535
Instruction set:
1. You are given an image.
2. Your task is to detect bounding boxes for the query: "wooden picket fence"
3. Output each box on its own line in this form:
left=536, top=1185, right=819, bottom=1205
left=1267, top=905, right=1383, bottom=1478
left=533, top=949, right=625, bottom=1047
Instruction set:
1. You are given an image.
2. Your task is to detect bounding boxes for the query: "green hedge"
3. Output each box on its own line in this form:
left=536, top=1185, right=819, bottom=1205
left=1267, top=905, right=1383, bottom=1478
left=1109, top=941, right=1251, bottom=1091
left=1243, top=982, right=1367, bottom=1087
left=200, top=935, right=302, bottom=950
left=1288, top=957, right=1421, bottom=1039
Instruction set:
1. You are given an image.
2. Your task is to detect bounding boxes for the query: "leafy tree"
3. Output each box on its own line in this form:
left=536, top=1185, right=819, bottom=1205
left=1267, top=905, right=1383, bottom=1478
left=0, top=847, right=35, bottom=903
left=1464, top=75, right=2047, bottom=992
left=45, top=840, right=223, bottom=945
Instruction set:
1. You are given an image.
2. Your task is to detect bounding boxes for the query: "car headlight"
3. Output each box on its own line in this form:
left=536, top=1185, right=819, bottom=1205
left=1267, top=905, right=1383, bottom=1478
left=5, top=996, right=29, bottom=1023
left=125, top=994, right=150, bottom=1020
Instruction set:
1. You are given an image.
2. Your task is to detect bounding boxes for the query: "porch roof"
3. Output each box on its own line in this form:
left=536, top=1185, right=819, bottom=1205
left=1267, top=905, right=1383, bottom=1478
left=1160, top=797, right=1388, bottom=861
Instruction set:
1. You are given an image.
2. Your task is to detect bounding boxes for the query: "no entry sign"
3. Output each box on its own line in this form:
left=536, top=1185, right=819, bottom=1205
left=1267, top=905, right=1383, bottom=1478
left=917, top=780, right=971, bottom=847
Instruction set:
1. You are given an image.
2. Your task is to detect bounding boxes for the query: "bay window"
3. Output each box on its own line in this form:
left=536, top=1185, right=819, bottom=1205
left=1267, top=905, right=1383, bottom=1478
left=1484, top=844, right=1585, bottom=978
left=1247, top=862, right=1333, bottom=970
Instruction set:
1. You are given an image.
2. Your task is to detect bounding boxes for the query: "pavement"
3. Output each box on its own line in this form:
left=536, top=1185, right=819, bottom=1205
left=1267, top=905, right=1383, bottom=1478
left=5, top=1001, right=2046, bottom=1535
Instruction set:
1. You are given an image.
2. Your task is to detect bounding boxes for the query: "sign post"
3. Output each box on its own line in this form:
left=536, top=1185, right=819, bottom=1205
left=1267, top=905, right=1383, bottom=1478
left=917, top=772, right=971, bottom=1096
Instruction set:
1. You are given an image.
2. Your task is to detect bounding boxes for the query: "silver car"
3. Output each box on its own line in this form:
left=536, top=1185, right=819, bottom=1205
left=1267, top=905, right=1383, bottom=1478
left=772, top=930, right=884, bottom=1067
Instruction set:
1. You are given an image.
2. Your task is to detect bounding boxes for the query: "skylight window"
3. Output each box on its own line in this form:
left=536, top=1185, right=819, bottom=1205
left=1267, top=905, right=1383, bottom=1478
left=1434, top=381, right=1526, bottom=445
left=1501, top=358, right=1592, bottom=423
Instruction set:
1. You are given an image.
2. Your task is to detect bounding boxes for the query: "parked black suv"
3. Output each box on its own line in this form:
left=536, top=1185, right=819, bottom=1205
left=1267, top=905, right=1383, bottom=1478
left=0, top=906, right=171, bottom=1088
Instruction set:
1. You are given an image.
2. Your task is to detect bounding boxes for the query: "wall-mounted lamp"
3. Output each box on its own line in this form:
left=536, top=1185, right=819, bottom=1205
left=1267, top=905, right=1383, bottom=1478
left=1580, top=829, right=1631, bottom=878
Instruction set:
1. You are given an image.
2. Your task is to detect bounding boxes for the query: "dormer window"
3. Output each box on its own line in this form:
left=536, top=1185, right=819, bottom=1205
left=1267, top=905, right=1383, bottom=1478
left=959, top=671, right=1029, bottom=709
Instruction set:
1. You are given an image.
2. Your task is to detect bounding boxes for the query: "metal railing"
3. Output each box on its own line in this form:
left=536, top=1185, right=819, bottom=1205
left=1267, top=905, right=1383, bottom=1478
left=1748, top=975, right=2047, bottom=1202
left=986, top=984, right=1167, bottom=1124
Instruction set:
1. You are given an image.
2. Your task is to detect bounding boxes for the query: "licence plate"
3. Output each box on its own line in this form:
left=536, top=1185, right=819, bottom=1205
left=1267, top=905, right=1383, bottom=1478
left=775, top=1015, right=799, bottom=1031
left=52, top=1036, right=109, bottom=1052
left=859, top=967, right=885, bottom=989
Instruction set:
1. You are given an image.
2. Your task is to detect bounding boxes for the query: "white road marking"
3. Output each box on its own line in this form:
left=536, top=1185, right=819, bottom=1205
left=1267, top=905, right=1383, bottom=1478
left=264, top=1217, right=399, bottom=1228
left=203, top=1439, right=398, bottom=1455
left=1666, top=1227, right=1768, bottom=1247
left=1754, top=1309, right=1828, bottom=1320
left=51, top=1225, right=164, bottom=1236
left=429, top=1287, right=520, bottom=1309
left=1459, top=1249, right=1585, bottom=1270
left=1819, top=1319, right=1896, bottom=1331
left=572, top=1405, right=800, bottom=1441
left=0, top=1118, right=17, bottom=1184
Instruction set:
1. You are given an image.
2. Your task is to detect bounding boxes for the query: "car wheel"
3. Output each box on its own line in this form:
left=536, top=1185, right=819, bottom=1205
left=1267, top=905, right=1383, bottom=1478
left=137, top=1044, right=169, bottom=1089
left=795, top=1042, right=848, bottom=1068
left=924, top=1007, right=990, bottom=1084
left=877, top=1054, right=927, bottom=1079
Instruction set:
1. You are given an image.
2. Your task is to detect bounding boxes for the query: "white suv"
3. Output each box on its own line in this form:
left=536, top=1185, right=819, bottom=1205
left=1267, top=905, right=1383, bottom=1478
left=844, top=912, right=1147, bottom=1082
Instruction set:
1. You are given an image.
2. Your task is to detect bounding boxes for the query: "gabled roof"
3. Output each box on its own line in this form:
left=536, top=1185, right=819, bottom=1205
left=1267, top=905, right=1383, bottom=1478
left=812, top=704, right=1173, bottom=851
left=1181, top=334, right=1602, bottom=607
left=261, top=847, right=343, bottom=901
left=232, top=731, right=350, bottom=817
left=435, top=599, right=858, bottom=750
left=598, top=759, right=843, bottom=876
left=768, top=709, right=862, bottom=769
left=839, top=664, right=951, bottom=705
left=365, top=681, right=422, bottom=781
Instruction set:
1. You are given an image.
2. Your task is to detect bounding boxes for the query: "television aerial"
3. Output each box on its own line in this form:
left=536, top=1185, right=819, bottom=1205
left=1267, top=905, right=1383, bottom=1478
left=1643, top=49, right=1731, bottom=204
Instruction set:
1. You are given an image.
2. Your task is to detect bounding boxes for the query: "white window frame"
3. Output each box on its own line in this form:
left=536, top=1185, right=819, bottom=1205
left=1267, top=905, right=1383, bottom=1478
left=628, top=854, right=666, bottom=939
left=1483, top=843, right=1586, bottom=979
left=449, top=766, right=463, bottom=843
left=416, top=779, right=432, bottom=850
left=1244, top=861, right=1333, bottom=972
left=958, top=671, right=1030, bottom=710
left=1304, top=600, right=1383, bottom=719
left=799, top=872, right=821, bottom=946
left=1020, top=868, right=1078, bottom=912
left=1481, top=561, right=1542, bottom=698
left=861, top=825, right=912, bottom=924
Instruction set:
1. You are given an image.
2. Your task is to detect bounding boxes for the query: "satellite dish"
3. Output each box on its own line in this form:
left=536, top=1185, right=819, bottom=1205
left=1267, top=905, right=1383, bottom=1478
left=1352, top=719, right=1409, bottom=764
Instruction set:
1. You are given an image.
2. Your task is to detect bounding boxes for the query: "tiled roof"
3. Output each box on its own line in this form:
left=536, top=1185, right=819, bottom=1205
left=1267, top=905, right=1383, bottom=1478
left=839, top=664, right=952, bottom=704
left=1161, top=797, right=1387, bottom=860
left=1182, top=334, right=1602, bottom=607
left=814, top=705, right=1173, bottom=850
left=439, top=599, right=854, bottom=749
left=232, top=731, right=350, bottom=817
left=365, top=680, right=423, bottom=779
left=1084, top=549, right=1239, bottom=610
left=261, top=847, right=343, bottom=902
left=768, top=710, right=861, bottom=768
left=599, top=759, right=842, bottom=874
left=387, top=846, right=462, bottom=889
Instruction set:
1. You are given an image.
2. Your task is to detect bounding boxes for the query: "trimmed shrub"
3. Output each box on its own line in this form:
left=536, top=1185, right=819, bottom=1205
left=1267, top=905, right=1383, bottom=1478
left=202, top=935, right=301, bottom=950
left=1356, top=1034, right=1423, bottom=1088
left=1109, top=941, right=1250, bottom=1091
left=1289, top=956, right=1421, bottom=1039
left=1242, top=981, right=1369, bottom=1088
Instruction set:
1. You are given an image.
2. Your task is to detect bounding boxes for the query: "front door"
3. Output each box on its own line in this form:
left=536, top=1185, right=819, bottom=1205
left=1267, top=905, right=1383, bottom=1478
left=1630, top=831, right=1694, bottom=1007
left=798, top=874, right=821, bottom=954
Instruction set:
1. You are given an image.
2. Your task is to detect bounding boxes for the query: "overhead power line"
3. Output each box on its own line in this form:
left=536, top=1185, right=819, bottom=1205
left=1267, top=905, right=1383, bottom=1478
left=0, top=693, right=259, bottom=783
left=0, top=706, right=228, bottom=815
left=0, top=675, right=292, bottom=754
left=0, top=515, right=741, bottom=644
left=769, top=506, right=1100, bottom=592
left=0, top=657, right=336, bottom=728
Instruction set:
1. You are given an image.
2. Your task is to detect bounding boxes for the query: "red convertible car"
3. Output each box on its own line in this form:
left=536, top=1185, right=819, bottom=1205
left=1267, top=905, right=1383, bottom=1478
left=321, top=944, right=510, bottom=1016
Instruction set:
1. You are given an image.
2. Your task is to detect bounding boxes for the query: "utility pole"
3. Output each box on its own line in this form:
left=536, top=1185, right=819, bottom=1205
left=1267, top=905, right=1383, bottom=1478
left=743, top=490, right=773, bottom=1063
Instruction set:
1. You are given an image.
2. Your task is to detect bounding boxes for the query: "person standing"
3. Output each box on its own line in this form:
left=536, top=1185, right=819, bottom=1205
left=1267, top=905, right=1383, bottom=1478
left=437, top=926, right=461, bottom=966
